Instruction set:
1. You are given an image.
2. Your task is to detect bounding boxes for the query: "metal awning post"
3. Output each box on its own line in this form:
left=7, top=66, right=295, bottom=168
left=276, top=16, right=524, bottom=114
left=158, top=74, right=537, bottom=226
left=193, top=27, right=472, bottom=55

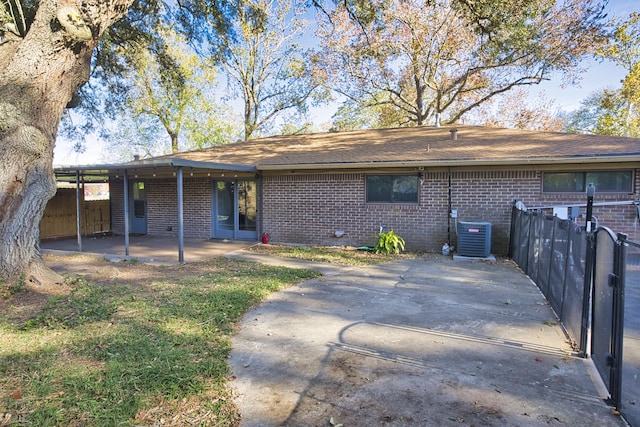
left=177, top=166, right=184, bottom=263
left=123, top=170, right=130, bottom=256
left=75, top=170, right=83, bottom=252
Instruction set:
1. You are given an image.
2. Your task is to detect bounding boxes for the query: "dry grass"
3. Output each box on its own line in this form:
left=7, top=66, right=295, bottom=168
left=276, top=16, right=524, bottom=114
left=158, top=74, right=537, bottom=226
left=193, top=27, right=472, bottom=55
left=248, top=244, right=418, bottom=266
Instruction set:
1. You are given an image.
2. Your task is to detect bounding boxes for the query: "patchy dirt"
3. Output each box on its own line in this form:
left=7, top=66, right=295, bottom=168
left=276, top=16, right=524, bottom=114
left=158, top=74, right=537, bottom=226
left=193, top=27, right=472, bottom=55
left=0, top=253, right=211, bottom=326
left=283, top=349, right=514, bottom=427
left=0, top=254, right=245, bottom=427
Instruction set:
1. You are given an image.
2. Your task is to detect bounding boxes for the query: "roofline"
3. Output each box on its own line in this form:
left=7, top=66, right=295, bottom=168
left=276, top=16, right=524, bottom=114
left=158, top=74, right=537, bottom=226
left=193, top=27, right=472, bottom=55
left=54, top=158, right=257, bottom=173
left=256, top=155, right=640, bottom=171
left=54, top=154, right=640, bottom=174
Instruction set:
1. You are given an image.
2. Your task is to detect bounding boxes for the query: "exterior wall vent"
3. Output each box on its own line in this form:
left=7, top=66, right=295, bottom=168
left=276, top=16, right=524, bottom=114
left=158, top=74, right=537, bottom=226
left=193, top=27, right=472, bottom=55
left=456, top=221, right=491, bottom=257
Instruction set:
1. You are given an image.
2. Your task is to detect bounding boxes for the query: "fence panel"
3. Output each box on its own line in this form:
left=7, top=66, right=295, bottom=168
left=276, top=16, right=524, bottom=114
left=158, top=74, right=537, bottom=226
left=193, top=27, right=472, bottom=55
left=560, top=224, right=587, bottom=345
left=510, top=203, right=630, bottom=421
left=40, top=189, right=110, bottom=238
left=510, top=205, right=587, bottom=348
left=622, top=240, right=640, bottom=426
left=592, top=229, right=616, bottom=392
left=527, top=212, right=543, bottom=285
left=591, top=228, right=626, bottom=409
left=510, top=208, right=530, bottom=269
left=537, top=215, right=554, bottom=298
left=547, top=218, right=569, bottom=317
left=83, top=200, right=110, bottom=235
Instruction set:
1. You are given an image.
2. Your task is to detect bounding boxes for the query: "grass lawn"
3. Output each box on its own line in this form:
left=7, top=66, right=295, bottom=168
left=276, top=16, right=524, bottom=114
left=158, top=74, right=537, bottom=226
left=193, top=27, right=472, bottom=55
left=0, top=257, right=320, bottom=426
left=249, top=244, right=417, bottom=266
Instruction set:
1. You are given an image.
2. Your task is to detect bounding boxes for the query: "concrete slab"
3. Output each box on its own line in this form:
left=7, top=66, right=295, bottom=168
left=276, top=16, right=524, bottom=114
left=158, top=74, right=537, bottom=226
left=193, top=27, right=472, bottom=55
left=227, top=254, right=625, bottom=427
left=453, top=254, right=497, bottom=262
left=41, top=234, right=256, bottom=264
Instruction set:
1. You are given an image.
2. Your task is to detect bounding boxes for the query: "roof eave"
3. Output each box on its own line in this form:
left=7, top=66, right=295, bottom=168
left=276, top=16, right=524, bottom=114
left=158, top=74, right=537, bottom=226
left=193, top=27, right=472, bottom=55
left=256, top=155, right=640, bottom=171
left=54, top=158, right=257, bottom=173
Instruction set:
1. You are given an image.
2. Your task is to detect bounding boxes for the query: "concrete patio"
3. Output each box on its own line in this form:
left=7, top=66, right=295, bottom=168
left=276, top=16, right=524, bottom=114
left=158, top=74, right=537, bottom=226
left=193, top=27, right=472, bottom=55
left=40, top=234, right=256, bottom=264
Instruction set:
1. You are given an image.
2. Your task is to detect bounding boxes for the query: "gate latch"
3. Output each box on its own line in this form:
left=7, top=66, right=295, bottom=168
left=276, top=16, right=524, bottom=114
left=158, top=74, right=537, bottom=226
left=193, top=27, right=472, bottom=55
left=608, top=273, right=619, bottom=288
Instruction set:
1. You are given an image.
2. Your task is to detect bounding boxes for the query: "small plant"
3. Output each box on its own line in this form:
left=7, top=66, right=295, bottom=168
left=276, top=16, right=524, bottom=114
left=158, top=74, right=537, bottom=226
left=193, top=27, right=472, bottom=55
left=0, top=275, right=26, bottom=299
left=374, top=229, right=405, bottom=255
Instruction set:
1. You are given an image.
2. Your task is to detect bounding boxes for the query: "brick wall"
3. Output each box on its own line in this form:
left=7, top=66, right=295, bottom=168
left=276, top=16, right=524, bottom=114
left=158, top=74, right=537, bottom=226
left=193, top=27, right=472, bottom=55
left=108, top=167, right=639, bottom=254
left=261, top=168, right=640, bottom=255
left=110, top=177, right=212, bottom=238
left=261, top=171, right=531, bottom=254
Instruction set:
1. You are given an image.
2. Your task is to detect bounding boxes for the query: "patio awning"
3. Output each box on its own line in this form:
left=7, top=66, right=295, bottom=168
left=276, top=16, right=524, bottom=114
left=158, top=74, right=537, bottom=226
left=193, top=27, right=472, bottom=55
left=52, top=159, right=257, bottom=263
left=54, top=158, right=257, bottom=183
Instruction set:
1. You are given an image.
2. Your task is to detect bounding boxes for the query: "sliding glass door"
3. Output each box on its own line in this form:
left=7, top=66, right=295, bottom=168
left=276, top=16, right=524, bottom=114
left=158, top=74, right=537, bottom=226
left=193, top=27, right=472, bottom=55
left=213, top=179, right=257, bottom=240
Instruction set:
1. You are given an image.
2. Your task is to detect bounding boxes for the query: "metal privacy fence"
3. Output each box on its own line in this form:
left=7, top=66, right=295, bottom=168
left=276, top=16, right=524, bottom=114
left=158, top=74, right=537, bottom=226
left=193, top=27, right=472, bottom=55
left=508, top=207, right=587, bottom=347
left=509, top=202, right=638, bottom=425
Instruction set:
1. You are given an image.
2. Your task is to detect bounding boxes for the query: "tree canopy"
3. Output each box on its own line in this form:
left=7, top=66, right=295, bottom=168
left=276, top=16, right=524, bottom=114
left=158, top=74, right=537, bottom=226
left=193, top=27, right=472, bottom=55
left=62, top=18, right=240, bottom=160
left=0, top=0, right=240, bottom=284
left=57, top=0, right=244, bottom=158
left=465, top=89, right=565, bottom=132
left=567, top=12, right=640, bottom=137
left=312, top=0, right=608, bottom=126
left=221, top=0, right=323, bottom=140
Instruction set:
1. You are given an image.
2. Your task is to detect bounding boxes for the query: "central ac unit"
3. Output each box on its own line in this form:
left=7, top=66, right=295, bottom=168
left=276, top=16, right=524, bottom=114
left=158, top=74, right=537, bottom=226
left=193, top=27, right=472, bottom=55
left=457, top=221, right=492, bottom=257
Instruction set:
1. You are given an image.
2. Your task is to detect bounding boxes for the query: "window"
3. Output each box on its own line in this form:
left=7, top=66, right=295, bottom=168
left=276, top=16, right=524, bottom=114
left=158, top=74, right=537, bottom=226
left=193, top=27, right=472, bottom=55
left=366, top=175, right=418, bottom=203
left=132, top=181, right=146, bottom=218
left=543, top=171, right=632, bottom=193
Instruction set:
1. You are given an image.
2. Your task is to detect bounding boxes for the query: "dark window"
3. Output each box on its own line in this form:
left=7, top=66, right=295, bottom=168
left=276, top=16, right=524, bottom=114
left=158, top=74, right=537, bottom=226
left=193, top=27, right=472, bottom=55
left=132, top=181, right=146, bottom=218
left=366, top=175, right=418, bottom=203
left=134, top=201, right=145, bottom=218
left=543, top=171, right=632, bottom=193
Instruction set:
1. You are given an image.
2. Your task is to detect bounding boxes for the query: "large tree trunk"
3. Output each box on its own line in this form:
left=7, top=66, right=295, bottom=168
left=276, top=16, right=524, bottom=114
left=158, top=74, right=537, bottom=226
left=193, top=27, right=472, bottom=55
left=0, top=0, right=133, bottom=286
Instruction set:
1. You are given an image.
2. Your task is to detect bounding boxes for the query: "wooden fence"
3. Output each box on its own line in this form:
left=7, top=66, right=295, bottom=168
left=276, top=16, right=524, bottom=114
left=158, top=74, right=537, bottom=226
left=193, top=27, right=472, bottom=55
left=40, top=188, right=111, bottom=239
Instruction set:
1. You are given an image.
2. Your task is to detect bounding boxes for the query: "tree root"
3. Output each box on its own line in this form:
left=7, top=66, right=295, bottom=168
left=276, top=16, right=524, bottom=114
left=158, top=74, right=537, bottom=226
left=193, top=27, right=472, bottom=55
left=26, top=257, right=65, bottom=292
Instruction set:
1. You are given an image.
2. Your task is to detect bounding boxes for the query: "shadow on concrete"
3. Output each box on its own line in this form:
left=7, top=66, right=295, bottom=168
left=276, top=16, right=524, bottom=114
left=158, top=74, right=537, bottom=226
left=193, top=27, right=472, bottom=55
left=228, top=254, right=626, bottom=427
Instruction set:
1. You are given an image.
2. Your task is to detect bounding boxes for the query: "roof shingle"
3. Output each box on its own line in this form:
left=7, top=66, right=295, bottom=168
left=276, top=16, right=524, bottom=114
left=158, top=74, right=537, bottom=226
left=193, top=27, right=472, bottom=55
left=149, top=125, right=640, bottom=169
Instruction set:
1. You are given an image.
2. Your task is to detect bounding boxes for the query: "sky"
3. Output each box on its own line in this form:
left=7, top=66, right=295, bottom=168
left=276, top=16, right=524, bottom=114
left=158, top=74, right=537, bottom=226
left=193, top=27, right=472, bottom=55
left=52, top=0, right=639, bottom=166
left=528, top=0, right=636, bottom=110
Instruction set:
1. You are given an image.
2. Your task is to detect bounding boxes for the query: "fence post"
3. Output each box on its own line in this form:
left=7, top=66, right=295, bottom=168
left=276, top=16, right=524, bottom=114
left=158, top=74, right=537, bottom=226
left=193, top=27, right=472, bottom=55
left=580, top=184, right=596, bottom=356
left=546, top=216, right=557, bottom=298
left=509, top=202, right=517, bottom=259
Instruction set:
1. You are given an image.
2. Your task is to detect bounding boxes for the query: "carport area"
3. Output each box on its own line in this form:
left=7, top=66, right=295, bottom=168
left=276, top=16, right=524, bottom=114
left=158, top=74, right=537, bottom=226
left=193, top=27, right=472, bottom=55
left=41, top=234, right=256, bottom=264
left=227, top=254, right=626, bottom=426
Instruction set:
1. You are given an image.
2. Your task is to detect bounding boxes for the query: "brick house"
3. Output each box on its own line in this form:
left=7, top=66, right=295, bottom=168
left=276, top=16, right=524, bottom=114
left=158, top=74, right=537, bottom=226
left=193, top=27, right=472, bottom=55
left=55, top=125, right=640, bottom=256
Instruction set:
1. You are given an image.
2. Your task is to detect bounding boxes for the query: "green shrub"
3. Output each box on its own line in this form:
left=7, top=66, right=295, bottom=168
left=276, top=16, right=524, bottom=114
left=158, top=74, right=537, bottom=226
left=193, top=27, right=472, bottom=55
left=374, top=230, right=405, bottom=255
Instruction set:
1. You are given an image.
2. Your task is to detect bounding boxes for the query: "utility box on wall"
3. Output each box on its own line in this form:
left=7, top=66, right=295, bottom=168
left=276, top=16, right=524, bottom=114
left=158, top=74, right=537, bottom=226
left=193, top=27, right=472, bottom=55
left=457, top=221, right=492, bottom=257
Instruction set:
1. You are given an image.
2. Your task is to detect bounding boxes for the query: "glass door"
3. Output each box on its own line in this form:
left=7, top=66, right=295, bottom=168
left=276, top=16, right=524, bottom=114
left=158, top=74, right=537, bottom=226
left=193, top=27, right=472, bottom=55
left=213, top=179, right=257, bottom=240
left=237, top=180, right=257, bottom=239
left=129, top=181, right=147, bottom=234
left=214, top=180, right=235, bottom=239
